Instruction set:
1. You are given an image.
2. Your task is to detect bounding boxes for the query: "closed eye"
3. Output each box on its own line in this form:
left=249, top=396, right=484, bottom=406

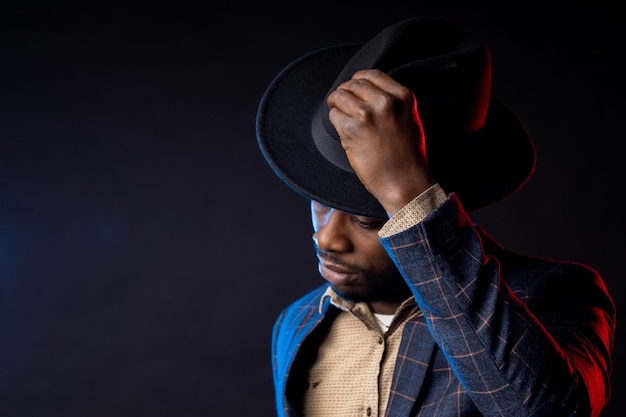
left=351, top=216, right=385, bottom=230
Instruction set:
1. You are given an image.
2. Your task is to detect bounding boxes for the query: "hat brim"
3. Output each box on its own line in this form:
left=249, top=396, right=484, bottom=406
left=256, top=44, right=536, bottom=218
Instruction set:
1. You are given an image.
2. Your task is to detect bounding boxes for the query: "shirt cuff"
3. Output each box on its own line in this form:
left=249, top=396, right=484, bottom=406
left=378, top=184, right=447, bottom=238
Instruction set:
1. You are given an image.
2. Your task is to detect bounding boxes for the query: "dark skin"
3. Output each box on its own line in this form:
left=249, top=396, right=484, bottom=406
left=312, top=69, right=436, bottom=314
left=311, top=200, right=410, bottom=315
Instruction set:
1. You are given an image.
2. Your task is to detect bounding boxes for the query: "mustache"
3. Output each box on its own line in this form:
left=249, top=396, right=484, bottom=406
left=314, top=245, right=365, bottom=274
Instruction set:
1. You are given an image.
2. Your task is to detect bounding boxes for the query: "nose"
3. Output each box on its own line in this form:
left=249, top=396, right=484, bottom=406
left=313, top=208, right=353, bottom=253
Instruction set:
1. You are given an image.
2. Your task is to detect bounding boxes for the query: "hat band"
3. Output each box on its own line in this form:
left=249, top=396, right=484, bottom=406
left=311, top=107, right=355, bottom=173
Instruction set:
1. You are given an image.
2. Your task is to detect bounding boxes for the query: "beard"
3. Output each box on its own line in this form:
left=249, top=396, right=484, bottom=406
left=314, top=244, right=411, bottom=304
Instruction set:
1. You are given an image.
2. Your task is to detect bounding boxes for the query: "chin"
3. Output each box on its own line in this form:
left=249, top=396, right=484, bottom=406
left=331, top=284, right=389, bottom=304
left=329, top=284, right=370, bottom=303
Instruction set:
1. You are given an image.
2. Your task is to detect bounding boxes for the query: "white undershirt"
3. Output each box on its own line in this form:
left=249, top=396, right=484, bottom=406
left=373, top=313, right=394, bottom=332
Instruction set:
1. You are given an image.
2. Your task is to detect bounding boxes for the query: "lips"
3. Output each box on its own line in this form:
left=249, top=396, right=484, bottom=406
left=319, top=261, right=360, bottom=287
left=322, top=261, right=355, bottom=274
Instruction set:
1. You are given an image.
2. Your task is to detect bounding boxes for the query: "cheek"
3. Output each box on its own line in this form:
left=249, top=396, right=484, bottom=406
left=361, top=242, right=394, bottom=270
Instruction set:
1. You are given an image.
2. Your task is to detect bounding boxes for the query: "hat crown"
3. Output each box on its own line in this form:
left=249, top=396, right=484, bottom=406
left=318, top=17, right=492, bottom=146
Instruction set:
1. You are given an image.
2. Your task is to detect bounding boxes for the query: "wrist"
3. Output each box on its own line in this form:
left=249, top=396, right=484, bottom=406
left=379, top=177, right=436, bottom=217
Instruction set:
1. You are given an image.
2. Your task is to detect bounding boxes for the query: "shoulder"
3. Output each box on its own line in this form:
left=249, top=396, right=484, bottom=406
left=483, top=230, right=613, bottom=314
left=480, top=225, right=602, bottom=284
left=507, top=253, right=611, bottom=311
left=491, top=240, right=604, bottom=290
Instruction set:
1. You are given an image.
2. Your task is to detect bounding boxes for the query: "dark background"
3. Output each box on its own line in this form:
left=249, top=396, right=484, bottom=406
left=0, top=1, right=623, bottom=416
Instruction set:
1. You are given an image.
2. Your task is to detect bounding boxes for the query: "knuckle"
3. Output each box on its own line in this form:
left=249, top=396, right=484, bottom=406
left=377, top=93, right=397, bottom=111
left=398, top=85, right=414, bottom=102
left=349, top=78, right=367, bottom=89
left=353, top=68, right=372, bottom=78
left=360, top=68, right=382, bottom=78
left=354, top=104, right=373, bottom=122
left=327, top=89, right=341, bottom=103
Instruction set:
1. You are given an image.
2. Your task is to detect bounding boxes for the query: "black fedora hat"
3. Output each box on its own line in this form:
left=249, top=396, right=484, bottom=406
left=256, top=17, right=536, bottom=218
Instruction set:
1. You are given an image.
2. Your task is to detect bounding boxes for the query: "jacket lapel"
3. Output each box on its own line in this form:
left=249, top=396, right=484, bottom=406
left=276, top=289, right=334, bottom=417
left=385, top=316, right=437, bottom=417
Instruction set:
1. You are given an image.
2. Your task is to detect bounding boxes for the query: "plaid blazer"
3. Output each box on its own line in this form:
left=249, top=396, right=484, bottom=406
left=271, top=194, right=615, bottom=417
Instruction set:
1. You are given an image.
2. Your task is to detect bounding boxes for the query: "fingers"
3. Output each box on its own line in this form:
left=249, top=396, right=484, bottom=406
left=350, top=69, right=408, bottom=98
left=326, top=69, right=413, bottom=140
left=326, top=69, right=413, bottom=118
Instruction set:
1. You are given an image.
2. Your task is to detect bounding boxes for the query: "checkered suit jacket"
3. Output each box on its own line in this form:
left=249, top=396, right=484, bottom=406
left=271, top=194, right=615, bottom=417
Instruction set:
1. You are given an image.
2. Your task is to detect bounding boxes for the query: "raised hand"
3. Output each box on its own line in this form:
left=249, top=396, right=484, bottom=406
left=327, top=69, right=436, bottom=216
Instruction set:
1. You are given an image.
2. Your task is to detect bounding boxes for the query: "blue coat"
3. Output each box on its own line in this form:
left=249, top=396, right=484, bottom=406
left=271, top=194, right=615, bottom=417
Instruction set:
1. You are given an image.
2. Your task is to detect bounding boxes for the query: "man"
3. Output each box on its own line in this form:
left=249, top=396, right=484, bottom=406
left=255, top=17, right=615, bottom=417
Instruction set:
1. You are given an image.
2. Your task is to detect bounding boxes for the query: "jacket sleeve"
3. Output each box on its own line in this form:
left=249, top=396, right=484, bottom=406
left=379, top=193, right=615, bottom=417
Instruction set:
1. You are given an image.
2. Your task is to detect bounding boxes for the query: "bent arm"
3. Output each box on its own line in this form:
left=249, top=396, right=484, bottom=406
left=380, top=193, right=615, bottom=417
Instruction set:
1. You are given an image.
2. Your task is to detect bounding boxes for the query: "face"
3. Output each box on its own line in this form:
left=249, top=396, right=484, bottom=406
left=311, top=200, right=411, bottom=304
